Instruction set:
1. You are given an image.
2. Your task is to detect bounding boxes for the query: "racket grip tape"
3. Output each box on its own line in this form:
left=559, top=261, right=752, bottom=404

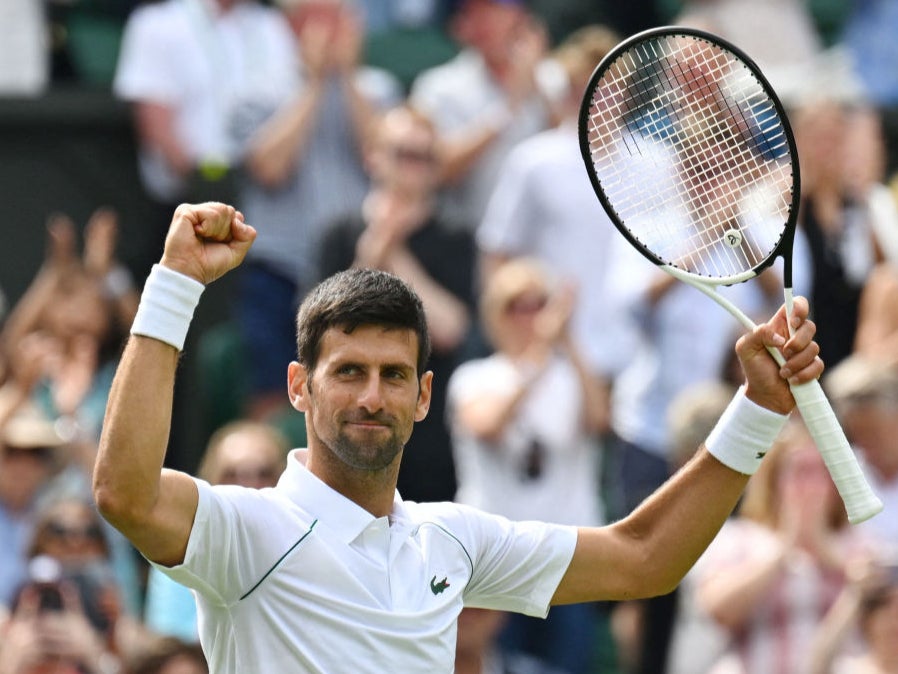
left=790, top=380, right=883, bottom=524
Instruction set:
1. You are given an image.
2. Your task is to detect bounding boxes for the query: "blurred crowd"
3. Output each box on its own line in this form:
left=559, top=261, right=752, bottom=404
left=2, top=0, right=898, bottom=673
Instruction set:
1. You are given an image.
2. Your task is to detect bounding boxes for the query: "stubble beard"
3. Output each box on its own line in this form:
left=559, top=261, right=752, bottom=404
left=327, top=423, right=405, bottom=472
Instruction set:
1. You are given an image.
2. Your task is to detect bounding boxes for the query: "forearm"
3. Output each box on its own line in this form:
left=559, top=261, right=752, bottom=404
left=808, top=588, right=862, bottom=674
left=340, top=75, right=379, bottom=153
left=244, top=82, right=325, bottom=187
left=563, top=339, right=610, bottom=434
left=134, top=102, right=193, bottom=177
left=387, top=250, right=470, bottom=351
left=1, top=266, right=59, bottom=351
left=696, top=549, right=786, bottom=629
left=438, top=119, right=504, bottom=185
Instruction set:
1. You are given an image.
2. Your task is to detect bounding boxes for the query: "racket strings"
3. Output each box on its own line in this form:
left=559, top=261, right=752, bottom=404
left=585, top=33, right=794, bottom=280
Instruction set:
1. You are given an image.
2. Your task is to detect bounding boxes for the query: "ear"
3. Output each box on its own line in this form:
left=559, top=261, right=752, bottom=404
left=415, top=370, right=433, bottom=422
left=287, top=361, right=311, bottom=412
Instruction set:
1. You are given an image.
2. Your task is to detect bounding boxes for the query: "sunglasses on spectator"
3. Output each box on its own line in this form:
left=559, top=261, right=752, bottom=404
left=46, top=521, right=104, bottom=543
left=504, top=294, right=548, bottom=315
left=391, top=146, right=436, bottom=164
left=220, top=466, right=280, bottom=483
left=2, top=445, right=54, bottom=462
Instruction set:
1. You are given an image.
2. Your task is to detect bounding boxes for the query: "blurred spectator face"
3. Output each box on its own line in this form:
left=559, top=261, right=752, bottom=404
left=776, top=442, right=836, bottom=506
left=451, top=0, right=529, bottom=65
left=369, top=107, right=440, bottom=196
left=0, top=408, right=64, bottom=511
left=0, top=443, right=56, bottom=511
left=842, top=398, right=898, bottom=478
left=794, top=100, right=848, bottom=187
left=202, top=423, right=287, bottom=488
left=30, top=500, right=108, bottom=566
left=481, top=259, right=552, bottom=355
left=42, top=275, right=110, bottom=345
left=770, top=440, right=848, bottom=532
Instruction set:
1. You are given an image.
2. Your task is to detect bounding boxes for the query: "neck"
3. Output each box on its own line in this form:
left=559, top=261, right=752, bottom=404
left=305, top=447, right=399, bottom=518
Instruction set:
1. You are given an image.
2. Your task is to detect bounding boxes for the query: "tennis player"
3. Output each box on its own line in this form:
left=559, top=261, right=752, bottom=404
left=93, top=202, right=823, bottom=673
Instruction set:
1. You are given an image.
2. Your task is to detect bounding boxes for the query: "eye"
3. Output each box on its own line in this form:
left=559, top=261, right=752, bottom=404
left=336, top=364, right=361, bottom=377
left=383, top=367, right=408, bottom=380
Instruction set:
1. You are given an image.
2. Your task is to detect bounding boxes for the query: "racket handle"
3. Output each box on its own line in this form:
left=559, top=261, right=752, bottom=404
left=790, top=379, right=883, bottom=524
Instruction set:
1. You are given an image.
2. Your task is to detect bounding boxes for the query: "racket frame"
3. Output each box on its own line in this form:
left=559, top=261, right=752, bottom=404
left=578, top=25, right=883, bottom=524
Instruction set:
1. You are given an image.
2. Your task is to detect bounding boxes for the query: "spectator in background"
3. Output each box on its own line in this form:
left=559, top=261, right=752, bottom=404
left=113, top=0, right=297, bottom=262
left=0, top=208, right=136, bottom=445
left=0, top=406, right=67, bottom=610
left=0, top=0, right=49, bottom=95
left=409, top=0, right=566, bottom=231
left=0, top=208, right=146, bottom=618
left=793, top=96, right=882, bottom=368
left=233, top=0, right=402, bottom=421
left=476, top=24, right=625, bottom=390
left=674, top=0, right=823, bottom=95
left=128, top=637, right=208, bottom=674
left=21, top=497, right=155, bottom=664
left=447, top=258, right=607, bottom=673
left=693, top=422, right=873, bottom=674
left=842, top=104, right=898, bottom=268
left=854, top=263, right=898, bottom=367
left=143, top=420, right=289, bottom=642
left=0, top=496, right=157, bottom=674
left=317, top=103, right=476, bottom=503
left=825, top=357, right=898, bottom=553
left=0, top=556, right=121, bottom=674
left=809, top=556, right=898, bottom=674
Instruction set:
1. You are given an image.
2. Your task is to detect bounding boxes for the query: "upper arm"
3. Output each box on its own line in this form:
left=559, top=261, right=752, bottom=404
left=110, top=468, right=199, bottom=568
left=551, top=524, right=651, bottom=605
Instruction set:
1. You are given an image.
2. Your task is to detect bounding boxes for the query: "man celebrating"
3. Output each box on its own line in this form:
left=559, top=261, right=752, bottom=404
left=93, top=203, right=824, bottom=672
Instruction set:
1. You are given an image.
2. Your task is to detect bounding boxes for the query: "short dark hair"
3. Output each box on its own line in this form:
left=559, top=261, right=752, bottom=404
left=296, top=268, right=431, bottom=376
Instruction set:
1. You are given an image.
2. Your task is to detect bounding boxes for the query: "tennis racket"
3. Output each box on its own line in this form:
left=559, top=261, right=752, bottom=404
left=578, top=26, right=882, bottom=524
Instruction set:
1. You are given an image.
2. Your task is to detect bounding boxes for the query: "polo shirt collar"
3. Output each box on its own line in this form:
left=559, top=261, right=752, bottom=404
left=278, top=449, right=405, bottom=545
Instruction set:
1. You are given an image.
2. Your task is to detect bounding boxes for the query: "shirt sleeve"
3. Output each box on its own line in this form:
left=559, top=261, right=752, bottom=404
left=477, top=145, right=540, bottom=256
left=149, top=480, right=314, bottom=607
left=449, top=505, right=578, bottom=617
left=113, top=7, right=182, bottom=104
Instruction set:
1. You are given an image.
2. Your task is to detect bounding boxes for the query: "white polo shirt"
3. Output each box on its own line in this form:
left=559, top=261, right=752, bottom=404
left=154, top=450, right=577, bottom=673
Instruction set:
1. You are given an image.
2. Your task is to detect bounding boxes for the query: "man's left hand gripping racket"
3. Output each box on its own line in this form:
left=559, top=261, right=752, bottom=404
left=578, top=26, right=882, bottom=524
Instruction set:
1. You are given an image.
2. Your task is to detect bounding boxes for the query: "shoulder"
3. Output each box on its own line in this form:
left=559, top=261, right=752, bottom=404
left=122, top=0, right=188, bottom=35
left=411, top=51, right=480, bottom=94
left=447, top=355, right=511, bottom=390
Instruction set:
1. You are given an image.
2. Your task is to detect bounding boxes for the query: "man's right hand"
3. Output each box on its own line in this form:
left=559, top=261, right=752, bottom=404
left=159, top=202, right=256, bottom=285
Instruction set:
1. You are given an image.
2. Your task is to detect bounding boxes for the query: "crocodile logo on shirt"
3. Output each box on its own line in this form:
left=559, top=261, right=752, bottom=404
left=430, top=575, right=450, bottom=595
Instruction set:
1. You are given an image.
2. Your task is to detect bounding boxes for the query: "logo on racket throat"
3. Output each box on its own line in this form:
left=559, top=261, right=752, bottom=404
left=723, top=229, right=743, bottom=248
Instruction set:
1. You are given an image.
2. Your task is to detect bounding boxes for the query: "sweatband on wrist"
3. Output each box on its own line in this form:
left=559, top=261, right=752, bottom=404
left=130, top=264, right=204, bottom=351
left=705, top=385, right=789, bottom=475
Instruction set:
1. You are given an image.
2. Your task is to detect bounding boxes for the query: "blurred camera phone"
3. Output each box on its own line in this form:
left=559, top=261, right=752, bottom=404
left=36, top=582, right=63, bottom=612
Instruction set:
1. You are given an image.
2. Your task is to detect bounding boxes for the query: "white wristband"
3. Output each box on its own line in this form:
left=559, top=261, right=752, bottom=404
left=705, top=385, right=789, bottom=475
left=130, top=264, right=204, bottom=351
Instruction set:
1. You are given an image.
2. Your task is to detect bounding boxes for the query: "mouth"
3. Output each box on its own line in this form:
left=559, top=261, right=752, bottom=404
left=344, top=417, right=393, bottom=432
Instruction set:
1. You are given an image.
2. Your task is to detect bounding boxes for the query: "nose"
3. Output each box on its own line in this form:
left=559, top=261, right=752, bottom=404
left=357, top=374, right=385, bottom=413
